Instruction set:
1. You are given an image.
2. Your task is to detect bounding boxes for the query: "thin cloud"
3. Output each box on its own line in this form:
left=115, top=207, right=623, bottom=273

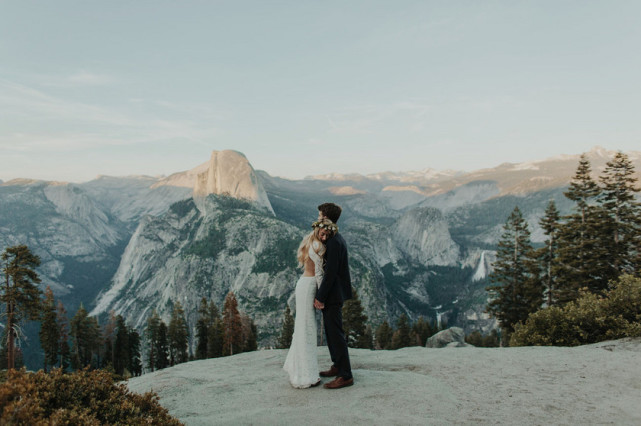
left=0, top=78, right=220, bottom=151
left=325, top=100, right=433, bottom=134
left=67, top=70, right=115, bottom=86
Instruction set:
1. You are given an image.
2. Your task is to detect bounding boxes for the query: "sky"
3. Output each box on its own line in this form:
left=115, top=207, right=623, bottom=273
left=1, top=1, right=640, bottom=183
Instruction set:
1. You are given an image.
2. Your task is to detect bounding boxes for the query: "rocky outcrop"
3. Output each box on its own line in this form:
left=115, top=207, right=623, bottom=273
left=425, top=327, right=470, bottom=348
left=81, top=176, right=192, bottom=225
left=192, top=150, right=274, bottom=214
left=0, top=180, right=126, bottom=297
left=391, top=207, right=459, bottom=266
left=91, top=195, right=297, bottom=344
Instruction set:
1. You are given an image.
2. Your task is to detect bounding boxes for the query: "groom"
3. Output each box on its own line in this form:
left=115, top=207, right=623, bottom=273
left=314, top=202, right=354, bottom=389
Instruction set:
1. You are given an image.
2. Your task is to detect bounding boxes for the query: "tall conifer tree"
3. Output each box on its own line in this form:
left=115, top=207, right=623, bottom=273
left=207, top=301, right=224, bottom=358
left=128, top=327, right=143, bottom=377
left=208, top=317, right=224, bottom=357
left=342, top=289, right=369, bottom=348
left=56, top=301, right=71, bottom=370
left=156, top=321, right=170, bottom=369
left=39, top=286, right=59, bottom=372
left=537, top=200, right=562, bottom=306
left=195, top=297, right=210, bottom=360
left=222, top=292, right=243, bottom=356
left=241, top=314, right=258, bottom=352
left=70, top=304, right=101, bottom=369
left=487, top=206, right=542, bottom=339
left=598, top=151, right=641, bottom=276
left=168, top=302, right=189, bottom=366
left=145, top=310, right=160, bottom=372
left=391, top=314, right=411, bottom=349
left=375, top=321, right=392, bottom=350
left=113, top=315, right=130, bottom=376
left=1, top=245, right=42, bottom=369
left=557, top=155, right=604, bottom=300
left=102, top=311, right=117, bottom=370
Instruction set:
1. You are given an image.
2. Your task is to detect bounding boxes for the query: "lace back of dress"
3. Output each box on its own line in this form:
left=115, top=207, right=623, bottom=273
left=309, top=241, right=324, bottom=288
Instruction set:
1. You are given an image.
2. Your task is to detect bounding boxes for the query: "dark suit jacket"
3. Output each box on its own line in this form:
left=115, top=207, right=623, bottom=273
left=316, top=233, right=352, bottom=305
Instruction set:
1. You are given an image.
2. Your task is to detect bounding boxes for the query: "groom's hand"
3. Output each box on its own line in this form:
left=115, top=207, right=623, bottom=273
left=314, top=299, right=325, bottom=310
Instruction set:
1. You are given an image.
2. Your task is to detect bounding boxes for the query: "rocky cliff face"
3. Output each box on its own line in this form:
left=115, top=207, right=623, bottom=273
left=0, top=180, right=126, bottom=302
left=192, top=151, right=274, bottom=214
left=81, top=176, right=192, bottom=225
left=89, top=193, right=472, bottom=345
left=391, top=207, right=459, bottom=267
left=90, top=195, right=299, bottom=343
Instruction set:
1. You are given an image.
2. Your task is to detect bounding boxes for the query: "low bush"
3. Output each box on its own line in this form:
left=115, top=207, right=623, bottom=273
left=511, top=275, right=641, bottom=346
left=465, top=330, right=500, bottom=347
left=0, top=368, right=182, bottom=425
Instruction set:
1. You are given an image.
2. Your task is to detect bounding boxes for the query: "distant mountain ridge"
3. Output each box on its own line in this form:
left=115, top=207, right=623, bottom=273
left=305, top=146, right=641, bottom=200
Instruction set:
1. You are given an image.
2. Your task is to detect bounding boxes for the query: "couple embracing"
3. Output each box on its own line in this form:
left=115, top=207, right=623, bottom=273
left=283, top=202, right=354, bottom=390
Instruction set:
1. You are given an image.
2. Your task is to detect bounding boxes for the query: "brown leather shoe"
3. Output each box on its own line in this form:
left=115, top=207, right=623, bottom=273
left=323, top=376, right=354, bottom=389
left=319, top=365, right=339, bottom=377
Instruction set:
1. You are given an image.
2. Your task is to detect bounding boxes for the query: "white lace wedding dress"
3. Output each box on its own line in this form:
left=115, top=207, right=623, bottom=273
left=283, top=242, right=324, bottom=388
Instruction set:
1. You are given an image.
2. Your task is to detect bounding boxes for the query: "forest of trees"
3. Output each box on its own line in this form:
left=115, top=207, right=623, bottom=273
left=146, top=292, right=258, bottom=372
left=0, top=245, right=258, bottom=375
left=0, top=248, right=145, bottom=378
left=487, top=152, right=641, bottom=345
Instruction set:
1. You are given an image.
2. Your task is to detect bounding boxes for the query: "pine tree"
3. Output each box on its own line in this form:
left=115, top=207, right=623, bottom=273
left=537, top=200, right=562, bottom=306
left=557, top=155, right=604, bottom=300
left=102, top=311, right=117, bottom=370
left=145, top=310, right=170, bottom=370
left=70, top=304, right=101, bottom=370
left=375, top=321, right=392, bottom=350
left=145, top=310, right=160, bottom=372
left=222, top=292, right=243, bottom=356
left=410, top=316, right=433, bottom=346
left=128, top=327, right=143, bottom=377
left=1, top=245, right=42, bottom=369
left=342, top=289, right=369, bottom=348
left=56, top=301, right=71, bottom=370
left=598, top=151, right=641, bottom=276
left=156, top=321, right=170, bottom=369
left=39, top=286, right=59, bottom=372
left=241, top=314, right=258, bottom=352
left=391, top=314, right=411, bottom=349
left=487, top=206, right=543, bottom=339
left=113, top=315, right=130, bottom=376
left=278, top=304, right=294, bottom=349
left=195, top=297, right=210, bottom=360
left=156, top=320, right=170, bottom=369
left=207, top=317, right=224, bottom=358
left=168, top=302, right=189, bottom=366
left=207, top=300, right=223, bottom=358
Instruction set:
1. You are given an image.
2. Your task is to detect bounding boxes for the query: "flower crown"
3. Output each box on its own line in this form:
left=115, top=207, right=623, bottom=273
left=312, top=220, right=338, bottom=234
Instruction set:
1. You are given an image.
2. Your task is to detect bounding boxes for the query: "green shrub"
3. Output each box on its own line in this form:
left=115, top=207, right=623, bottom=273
left=465, top=330, right=500, bottom=347
left=511, top=275, right=641, bottom=346
left=0, top=368, right=182, bottom=425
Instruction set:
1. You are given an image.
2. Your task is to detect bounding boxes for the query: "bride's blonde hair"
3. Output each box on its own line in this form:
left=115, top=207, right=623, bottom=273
left=296, top=218, right=336, bottom=267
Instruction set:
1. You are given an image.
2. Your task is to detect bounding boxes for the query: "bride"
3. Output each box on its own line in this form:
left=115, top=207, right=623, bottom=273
left=283, top=218, right=338, bottom=388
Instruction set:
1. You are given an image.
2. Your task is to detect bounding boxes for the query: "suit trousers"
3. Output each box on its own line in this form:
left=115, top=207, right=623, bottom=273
left=322, top=303, right=352, bottom=380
